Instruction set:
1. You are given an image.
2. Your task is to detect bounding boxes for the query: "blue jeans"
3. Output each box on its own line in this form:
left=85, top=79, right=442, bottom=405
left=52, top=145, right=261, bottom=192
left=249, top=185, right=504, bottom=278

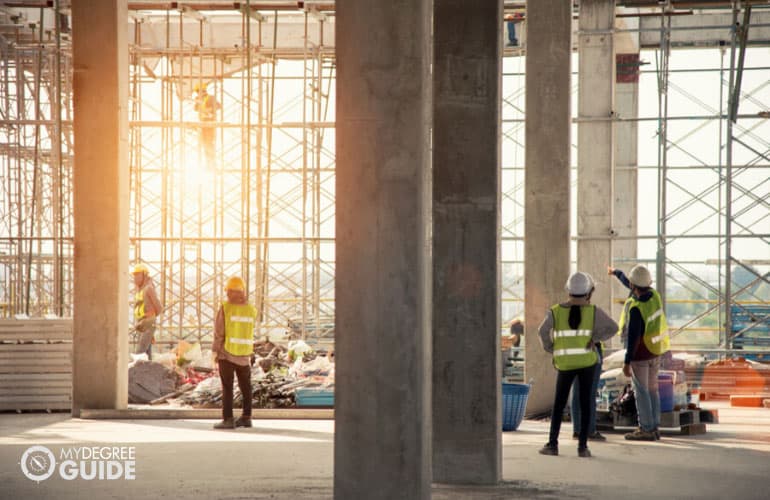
left=630, top=357, right=661, bottom=432
left=572, top=347, right=603, bottom=434
left=506, top=22, right=518, bottom=46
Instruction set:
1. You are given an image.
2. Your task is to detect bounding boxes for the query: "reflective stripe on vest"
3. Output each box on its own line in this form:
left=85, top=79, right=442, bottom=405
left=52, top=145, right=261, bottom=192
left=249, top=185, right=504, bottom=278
left=134, top=289, right=145, bottom=320
left=223, top=302, right=257, bottom=356
left=618, top=289, right=670, bottom=355
left=550, top=304, right=598, bottom=371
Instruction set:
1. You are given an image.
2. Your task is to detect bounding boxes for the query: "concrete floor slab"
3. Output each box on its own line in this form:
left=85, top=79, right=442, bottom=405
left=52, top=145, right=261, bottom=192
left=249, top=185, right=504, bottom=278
left=1, top=402, right=768, bottom=499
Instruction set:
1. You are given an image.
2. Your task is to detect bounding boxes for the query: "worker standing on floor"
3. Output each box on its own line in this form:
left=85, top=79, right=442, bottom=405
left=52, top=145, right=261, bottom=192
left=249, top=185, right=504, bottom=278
left=212, top=276, right=257, bottom=430
left=132, top=263, right=162, bottom=361
left=537, top=271, right=618, bottom=458
left=610, top=264, right=670, bottom=441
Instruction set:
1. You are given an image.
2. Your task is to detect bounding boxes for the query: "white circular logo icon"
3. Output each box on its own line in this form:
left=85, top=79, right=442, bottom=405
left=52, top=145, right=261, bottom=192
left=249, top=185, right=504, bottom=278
left=20, top=445, right=56, bottom=482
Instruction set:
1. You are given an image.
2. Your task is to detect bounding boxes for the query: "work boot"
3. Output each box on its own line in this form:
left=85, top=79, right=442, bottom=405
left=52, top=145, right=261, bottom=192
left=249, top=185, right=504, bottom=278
left=624, top=428, right=655, bottom=441
left=235, top=416, right=252, bottom=428
left=213, top=418, right=235, bottom=430
left=538, top=443, right=558, bottom=456
left=577, top=447, right=592, bottom=458
left=588, top=431, right=607, bottom=441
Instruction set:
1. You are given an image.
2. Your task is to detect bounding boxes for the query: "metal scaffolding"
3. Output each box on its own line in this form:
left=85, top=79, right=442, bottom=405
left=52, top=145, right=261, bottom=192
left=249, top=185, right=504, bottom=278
left=0, top=2, right=767, bottom=353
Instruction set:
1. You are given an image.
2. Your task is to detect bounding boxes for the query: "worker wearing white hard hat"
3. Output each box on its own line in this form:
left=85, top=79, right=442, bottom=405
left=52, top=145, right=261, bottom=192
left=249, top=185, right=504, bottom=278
left=608, top=264, right=670, bottom=441
left=537, top=271, right=618, bottom=458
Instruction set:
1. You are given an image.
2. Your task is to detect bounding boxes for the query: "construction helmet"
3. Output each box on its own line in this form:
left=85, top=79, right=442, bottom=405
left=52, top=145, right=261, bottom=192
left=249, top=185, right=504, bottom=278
left=628, top=265, right=652, bottom=288
left=565, top=271, right=595, bottom=296
left=132, top=263, right=149, bottom=275
left=225, top=276, right=246, bottom=292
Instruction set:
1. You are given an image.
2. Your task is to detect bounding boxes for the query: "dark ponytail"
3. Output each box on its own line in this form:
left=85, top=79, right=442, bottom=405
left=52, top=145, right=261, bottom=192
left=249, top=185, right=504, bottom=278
left=568, top=305, right=581, bottom=329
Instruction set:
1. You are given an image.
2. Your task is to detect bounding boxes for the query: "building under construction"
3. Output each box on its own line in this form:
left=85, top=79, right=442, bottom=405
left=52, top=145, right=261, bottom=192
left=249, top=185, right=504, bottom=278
left=1, top=1, right=769, bottom=499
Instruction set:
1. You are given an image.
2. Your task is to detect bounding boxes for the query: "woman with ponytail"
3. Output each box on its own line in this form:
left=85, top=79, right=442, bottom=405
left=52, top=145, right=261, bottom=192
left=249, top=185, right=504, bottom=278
left=537, top=272, right=618, bottom=458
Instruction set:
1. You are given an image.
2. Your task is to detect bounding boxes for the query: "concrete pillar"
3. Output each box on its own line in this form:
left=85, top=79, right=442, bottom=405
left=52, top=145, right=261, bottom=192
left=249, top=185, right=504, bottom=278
left=334, top=2, right=432, bottom=499
left=71, top=1, right=129, bottom=416
left=613, top=53, right=640, bottom=325
left=577, top=0, right=615, bottom=312
left=524, top=0, right=573, bottom=415
left=432, top=0, right=502, bottom=485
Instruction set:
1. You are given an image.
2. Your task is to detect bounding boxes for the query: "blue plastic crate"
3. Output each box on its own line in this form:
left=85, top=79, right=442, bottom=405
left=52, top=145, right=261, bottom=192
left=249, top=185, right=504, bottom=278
left=295, top=387, right=334, bottom=407
left=502, top=383, right=530, bottom=431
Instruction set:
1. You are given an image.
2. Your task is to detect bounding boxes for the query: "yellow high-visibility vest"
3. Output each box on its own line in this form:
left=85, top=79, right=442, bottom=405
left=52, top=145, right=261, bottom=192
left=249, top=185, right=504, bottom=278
left=223, top=302, right=257, bottom=356
left=551, top=304, right=598, bottom=371
left=618, top=289, right=670, bottom=355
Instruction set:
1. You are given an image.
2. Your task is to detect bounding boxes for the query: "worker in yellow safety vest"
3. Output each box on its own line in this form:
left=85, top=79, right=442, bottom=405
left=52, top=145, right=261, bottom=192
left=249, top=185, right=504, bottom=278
left=212, top=276, right=257, bottom=430
left=537, top=272, right=618, bottom=458
left=193, top=82, right=220, bottom=167
left=609, top=264, right=670, bottom=441
left=132, top=263, right=162, bottom=360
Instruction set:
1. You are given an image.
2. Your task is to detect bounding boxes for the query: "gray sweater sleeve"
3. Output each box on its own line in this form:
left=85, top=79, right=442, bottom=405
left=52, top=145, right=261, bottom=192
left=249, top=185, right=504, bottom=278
left=592, top=306, right=619, bottom=344
left=537, top=309, right=555, bottom=353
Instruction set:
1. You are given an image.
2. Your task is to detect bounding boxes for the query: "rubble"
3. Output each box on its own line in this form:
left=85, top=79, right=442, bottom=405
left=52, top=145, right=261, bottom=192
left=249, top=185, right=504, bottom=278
left=128, top=360, right=180, bottom=404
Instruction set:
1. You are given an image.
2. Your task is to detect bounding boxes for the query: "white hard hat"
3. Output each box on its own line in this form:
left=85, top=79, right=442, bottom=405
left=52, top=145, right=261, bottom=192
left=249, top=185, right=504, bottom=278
left=628, top=265, right=652, bottom=287
left=565, top=272, right=595, bottom=296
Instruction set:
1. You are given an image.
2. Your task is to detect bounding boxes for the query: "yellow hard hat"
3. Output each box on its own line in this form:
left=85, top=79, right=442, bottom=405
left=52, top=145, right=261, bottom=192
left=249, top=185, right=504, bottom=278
left=225, top=276, right=245, bottom=292
left=132, top=263, right=149, bottom=275
left=193, top=83, right=201, bottom=92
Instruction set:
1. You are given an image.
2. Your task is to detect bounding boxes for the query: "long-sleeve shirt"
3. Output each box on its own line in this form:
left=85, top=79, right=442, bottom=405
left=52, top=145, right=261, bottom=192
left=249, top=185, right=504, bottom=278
left=537, top=296, right=618, bottom=354
left=611, top=270, right=657, bottom=364
left=212, top=298, right=252, bottom=367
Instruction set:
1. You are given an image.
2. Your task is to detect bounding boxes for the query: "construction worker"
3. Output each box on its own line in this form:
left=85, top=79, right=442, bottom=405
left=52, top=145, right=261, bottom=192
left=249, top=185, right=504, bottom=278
left=213, top=276, right=257, bottom=429
left=132, top=263, right=162, bottom=361
left=537, top=272, right=618, bottom=458
left=505, top=12, right=524, bottom=47
left=610, top=264, right=670, bottom=441
left=193, top=82, right=220, bottom=167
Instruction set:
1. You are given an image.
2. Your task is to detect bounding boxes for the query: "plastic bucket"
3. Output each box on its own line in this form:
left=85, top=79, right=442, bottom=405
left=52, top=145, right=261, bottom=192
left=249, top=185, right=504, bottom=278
left=502, top=383, right=530, bottom=431
left=658, top=373, right=674, bottom=412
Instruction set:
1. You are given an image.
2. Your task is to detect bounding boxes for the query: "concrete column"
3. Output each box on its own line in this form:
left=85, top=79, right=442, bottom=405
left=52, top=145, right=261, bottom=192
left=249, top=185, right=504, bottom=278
left=71, top=1, right=129, bottom=416
left=577, top=0, right=615, bottom=312
left=524, top=0, right=573, bottom=415
left=613, top=54, right=640, bottom=325
left=432, top=0, right=502, bottom=485
left=334, top=2, right=432, bottom=499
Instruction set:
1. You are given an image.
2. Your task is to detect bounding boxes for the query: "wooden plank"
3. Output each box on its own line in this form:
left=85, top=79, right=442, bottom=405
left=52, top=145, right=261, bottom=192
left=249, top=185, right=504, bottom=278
left=0, top=402, right=71, bottom=411
left=678, top=423, right=707, bottom=435
left=0, top=373, right=71, bottom=382
left=0, top=343, right=72, bottom=352
left=0, top=331, right=72, bottom=341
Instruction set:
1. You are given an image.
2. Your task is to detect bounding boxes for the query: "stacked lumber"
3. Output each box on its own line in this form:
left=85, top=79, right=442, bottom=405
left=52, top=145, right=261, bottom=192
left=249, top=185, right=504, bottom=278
left=0, top=319, right=73, bottom=411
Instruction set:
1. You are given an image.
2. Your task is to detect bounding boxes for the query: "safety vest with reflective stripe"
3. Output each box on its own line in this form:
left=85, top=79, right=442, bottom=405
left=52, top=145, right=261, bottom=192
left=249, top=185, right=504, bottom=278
left=134, top=289, right=146, bottom=320
left=618, top=289, right=670, bottom=355
left=223, top=302, right=257, bottom=356
left=550, top=304, right=598, bottom=371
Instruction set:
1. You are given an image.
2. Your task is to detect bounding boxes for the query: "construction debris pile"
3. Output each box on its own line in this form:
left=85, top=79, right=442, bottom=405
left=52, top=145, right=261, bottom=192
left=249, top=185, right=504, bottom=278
left=127, top=339, right=334, bottom=409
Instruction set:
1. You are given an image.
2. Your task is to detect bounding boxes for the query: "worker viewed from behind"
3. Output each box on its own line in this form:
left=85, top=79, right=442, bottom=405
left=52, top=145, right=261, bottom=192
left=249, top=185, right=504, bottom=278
left=610, top=264, right=670, bottom=441
left=537, top=272, right=618, bottom=457
left=213, top=276, right=257, bottom=430
left=193, top=82, right=220, bottom=168
left=132, top=263, right=162, bottom=361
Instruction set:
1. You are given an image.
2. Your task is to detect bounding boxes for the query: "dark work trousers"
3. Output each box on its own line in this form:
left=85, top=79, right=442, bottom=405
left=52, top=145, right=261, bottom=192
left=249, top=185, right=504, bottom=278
left=548, top=363, right=597, bottom=449
left=218, top=359, right=252, bottom=419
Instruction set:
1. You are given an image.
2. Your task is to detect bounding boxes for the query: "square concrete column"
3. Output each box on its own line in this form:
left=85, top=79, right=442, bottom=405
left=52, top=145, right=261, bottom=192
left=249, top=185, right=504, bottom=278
left=71, top=0, right=129, bottom=416
left=432, top=0, right=502, bottom=485
left=613, top=52, right=640, bottom=325
left=334, top=2, right=432, bottom=499
left=524, top=0, right=573, bottom=415
left=577, top=0, right=615, bottom=312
